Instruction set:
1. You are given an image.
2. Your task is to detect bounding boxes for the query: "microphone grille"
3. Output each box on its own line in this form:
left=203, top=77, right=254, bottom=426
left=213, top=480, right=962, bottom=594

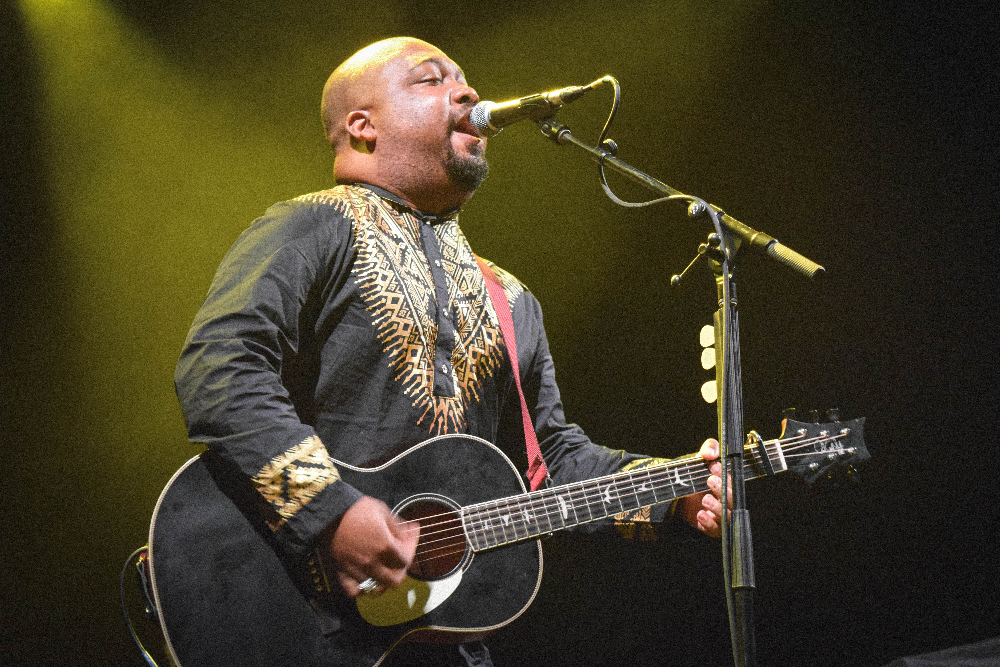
left=469, top=102, right=498, bottom=136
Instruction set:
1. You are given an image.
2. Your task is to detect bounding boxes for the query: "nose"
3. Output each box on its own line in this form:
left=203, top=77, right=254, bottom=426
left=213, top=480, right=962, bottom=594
left=452, top=84, right=480, bottom=107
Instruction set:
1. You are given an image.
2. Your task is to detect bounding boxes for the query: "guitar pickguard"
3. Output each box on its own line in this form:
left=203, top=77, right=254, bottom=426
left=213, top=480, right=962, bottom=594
left=356, top=570, right=464, bottom=627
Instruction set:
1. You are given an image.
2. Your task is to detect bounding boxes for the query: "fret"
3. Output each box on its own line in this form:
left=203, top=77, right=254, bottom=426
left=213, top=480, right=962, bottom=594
left=667, top=462, right=697, bottom=496
left=494, top=498, right=517, bottom=544
left=551, top=490, right=577, bottom=525
left=542, top=490, right=567, bottom=533
left=630, top=467, right=661, bottom=509
left=567, top=480, right=594, bottom=524
left=612, top=475, right=640, bottom=514
left=464, top=508, right=486, bottom=551
left=481, top=500, right=506, bottom=548
left=518, top=496, right=542, bottom=539
left=508, top=497, right=531, bottom=541
left=593, top=478, right=625, bottom=518
left=494, top=501, right=513, bottom=543
left=573, top=480, right=601, bottom=520
left=509, top=497, right=529, bottom=540
left=521, top=493, right=544, bottom=538
left=534, top=491, right=557, bottom=534
left=472, top=503, right=493, bottom=549
left=460, top=510, right=476, bottom=551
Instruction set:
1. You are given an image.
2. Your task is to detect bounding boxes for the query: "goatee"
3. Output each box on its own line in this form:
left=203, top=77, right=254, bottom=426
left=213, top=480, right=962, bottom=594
left=445, top=144, right=489, bottom=192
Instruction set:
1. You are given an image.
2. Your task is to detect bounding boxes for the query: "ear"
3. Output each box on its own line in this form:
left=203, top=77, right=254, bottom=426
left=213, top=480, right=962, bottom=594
left=346, top=110, right=377, bottom=154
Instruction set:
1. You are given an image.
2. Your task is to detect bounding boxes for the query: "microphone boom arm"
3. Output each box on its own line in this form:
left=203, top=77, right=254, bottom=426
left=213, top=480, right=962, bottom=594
left=534, top=117, right=824, bottom=279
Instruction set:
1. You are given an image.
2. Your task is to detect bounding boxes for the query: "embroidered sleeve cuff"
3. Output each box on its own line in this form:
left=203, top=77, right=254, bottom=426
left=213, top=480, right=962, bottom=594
left=252, top=434, right=364, bottom=555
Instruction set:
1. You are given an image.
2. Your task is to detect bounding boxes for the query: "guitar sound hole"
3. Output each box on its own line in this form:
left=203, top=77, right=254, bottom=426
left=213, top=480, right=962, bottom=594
left=398, top=500, right=466, bottom=580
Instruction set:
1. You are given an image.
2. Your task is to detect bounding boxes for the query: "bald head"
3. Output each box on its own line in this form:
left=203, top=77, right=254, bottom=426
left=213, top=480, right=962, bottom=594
left=321, top=37, right=443, bottom=153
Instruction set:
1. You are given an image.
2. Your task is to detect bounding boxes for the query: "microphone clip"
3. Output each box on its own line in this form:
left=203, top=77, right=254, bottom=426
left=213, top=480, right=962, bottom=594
left=671, top=232, right=725, bottom=288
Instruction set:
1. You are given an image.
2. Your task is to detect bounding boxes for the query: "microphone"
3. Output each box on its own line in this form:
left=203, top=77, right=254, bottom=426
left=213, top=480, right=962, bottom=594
left=470, top=76, right=611, bottom=137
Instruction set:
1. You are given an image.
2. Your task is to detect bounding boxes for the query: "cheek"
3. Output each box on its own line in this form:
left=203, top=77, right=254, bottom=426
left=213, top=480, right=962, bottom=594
left=397, top=96, right=449, bottom=133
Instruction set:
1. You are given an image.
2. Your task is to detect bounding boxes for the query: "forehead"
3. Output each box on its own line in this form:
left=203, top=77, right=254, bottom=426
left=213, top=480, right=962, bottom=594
left=386, top=44, right=465, bottom=80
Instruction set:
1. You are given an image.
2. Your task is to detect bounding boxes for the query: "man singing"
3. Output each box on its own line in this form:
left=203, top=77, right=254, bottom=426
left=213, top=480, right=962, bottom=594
left=175, top=37, right=728, bottom=667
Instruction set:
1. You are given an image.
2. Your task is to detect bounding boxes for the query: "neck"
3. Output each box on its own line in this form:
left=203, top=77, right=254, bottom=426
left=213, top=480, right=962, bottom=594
left=336, top=159, right=473, bottom=215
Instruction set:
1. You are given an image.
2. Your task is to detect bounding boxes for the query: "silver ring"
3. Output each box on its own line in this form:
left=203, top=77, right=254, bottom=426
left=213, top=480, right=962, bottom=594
left=358, top=577, right=378, bottom=593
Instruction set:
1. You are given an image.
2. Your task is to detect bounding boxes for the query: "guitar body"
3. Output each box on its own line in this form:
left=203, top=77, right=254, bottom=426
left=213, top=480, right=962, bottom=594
left=148, top=435, right=543, bottom=667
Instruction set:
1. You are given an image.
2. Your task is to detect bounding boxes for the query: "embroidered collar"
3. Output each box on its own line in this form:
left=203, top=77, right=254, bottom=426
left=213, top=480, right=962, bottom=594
left=356, top=183, right=460, bottom=225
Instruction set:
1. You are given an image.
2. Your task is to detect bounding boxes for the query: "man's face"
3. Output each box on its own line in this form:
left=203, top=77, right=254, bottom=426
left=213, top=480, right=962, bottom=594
left=371, top=42, right=489, bottom=197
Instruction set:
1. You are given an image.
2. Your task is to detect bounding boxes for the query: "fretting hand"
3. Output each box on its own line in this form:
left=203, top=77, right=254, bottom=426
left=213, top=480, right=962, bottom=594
left=678, top=438, right=732, bottom=538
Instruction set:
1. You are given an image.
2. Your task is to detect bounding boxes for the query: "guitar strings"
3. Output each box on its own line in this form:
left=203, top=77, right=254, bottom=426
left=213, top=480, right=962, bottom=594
left=406, top=431, right=848, bottom=559
left=399, top=431, right=856, bottom=565
left=405, top=430, right=844, bottom=537
left=405, top=431, right=848, bottom=550
left=409, top=437, right=852, bottom=566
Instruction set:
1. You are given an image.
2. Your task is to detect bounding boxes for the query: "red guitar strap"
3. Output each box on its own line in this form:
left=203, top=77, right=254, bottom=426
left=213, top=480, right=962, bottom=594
left=475, top=256, right=550, bottom=491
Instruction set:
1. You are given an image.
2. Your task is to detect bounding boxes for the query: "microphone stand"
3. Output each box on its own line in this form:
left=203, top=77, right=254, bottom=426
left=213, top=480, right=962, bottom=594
left=533, top=117, right=823, bottom=667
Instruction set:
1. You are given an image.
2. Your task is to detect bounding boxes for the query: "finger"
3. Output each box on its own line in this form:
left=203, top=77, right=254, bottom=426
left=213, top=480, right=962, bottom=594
left=338, top=571, right=365, bottom=598
left=334, top=557, right=370, bottom=587
left=700, top=438, right=720, bottom=461
left=388, top=517, right=421, bottom=556
left=707, top=474, right=724, bottom=499
left=702, top=491, right=723, bottom=516
left=356, top=577, right=391, bottom=597
left=378, top=540, right=415, bottom=575
left=697, top=510, right=721, bottom=538
left=365, top=557, right=411, bottom=588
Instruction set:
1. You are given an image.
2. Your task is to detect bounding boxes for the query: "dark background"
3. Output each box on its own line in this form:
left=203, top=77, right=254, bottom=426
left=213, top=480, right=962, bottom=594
left=3, top=0, right=997, bottom=665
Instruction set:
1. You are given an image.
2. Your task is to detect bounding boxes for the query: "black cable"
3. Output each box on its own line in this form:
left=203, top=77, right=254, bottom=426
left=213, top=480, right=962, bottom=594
left=596, top=77, right=677, bottom=209
left=119, top=546, right=160, bottom=667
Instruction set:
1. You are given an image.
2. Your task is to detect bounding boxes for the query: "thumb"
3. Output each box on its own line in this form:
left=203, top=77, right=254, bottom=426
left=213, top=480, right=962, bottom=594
left=701, top=438, right=720, bottom=460
left=390, top=515, right=420, bottom=551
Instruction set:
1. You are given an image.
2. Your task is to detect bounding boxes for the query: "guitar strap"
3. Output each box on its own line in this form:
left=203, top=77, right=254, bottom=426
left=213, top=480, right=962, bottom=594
left=475, top=256, right=550, bottom=491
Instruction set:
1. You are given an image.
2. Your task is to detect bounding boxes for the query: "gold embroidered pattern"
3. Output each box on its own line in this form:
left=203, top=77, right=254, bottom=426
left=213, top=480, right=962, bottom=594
left=330, top=185, right=521, bottom=435
left=487, top=259, right=525, bottom=310
left=294, top=190, right=354, bottom=214
left=253, top=435, right=340, bottom=530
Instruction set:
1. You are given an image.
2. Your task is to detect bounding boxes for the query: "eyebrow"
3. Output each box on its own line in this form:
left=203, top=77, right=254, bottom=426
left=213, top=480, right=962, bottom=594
left=410, top=56, right=466, bottom=82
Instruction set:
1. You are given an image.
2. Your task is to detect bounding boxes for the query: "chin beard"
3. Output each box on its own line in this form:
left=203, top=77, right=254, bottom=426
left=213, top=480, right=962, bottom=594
left=444, top=145, right=489, bottom=192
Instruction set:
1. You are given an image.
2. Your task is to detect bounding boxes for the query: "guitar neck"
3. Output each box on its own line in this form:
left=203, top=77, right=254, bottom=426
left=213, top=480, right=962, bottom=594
left=461, top=440, right=788, bottom=552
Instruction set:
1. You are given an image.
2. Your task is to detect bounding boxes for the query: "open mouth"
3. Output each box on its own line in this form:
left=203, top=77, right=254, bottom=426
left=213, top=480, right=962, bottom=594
left=452, top=110, right=484, bottom=140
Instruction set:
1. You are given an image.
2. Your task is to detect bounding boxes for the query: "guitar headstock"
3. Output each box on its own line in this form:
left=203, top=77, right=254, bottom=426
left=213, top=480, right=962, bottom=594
left=780, top=417, right=869, bottom=485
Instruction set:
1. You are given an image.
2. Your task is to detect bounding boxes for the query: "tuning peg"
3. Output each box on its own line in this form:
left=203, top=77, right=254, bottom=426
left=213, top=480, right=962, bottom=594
left=808, top=409, right=820, bottom=423
left=782, top=407, right=796, bottom=421
left=824, top=408, right=841, bottom=422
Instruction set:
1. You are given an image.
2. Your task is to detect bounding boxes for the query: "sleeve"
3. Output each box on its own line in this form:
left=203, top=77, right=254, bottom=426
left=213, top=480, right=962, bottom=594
left=512, top=291, right=692, bottom=540
left=174, top=201, right=363, bottom=556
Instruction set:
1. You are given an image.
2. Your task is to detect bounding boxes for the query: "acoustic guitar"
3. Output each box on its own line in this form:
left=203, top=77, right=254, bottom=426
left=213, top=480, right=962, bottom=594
left=147, top=417, right=867, bottom=666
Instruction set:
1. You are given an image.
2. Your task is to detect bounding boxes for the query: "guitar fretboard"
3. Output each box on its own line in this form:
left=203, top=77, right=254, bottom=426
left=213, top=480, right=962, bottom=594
left=461, top=441, right=788, bottom=552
